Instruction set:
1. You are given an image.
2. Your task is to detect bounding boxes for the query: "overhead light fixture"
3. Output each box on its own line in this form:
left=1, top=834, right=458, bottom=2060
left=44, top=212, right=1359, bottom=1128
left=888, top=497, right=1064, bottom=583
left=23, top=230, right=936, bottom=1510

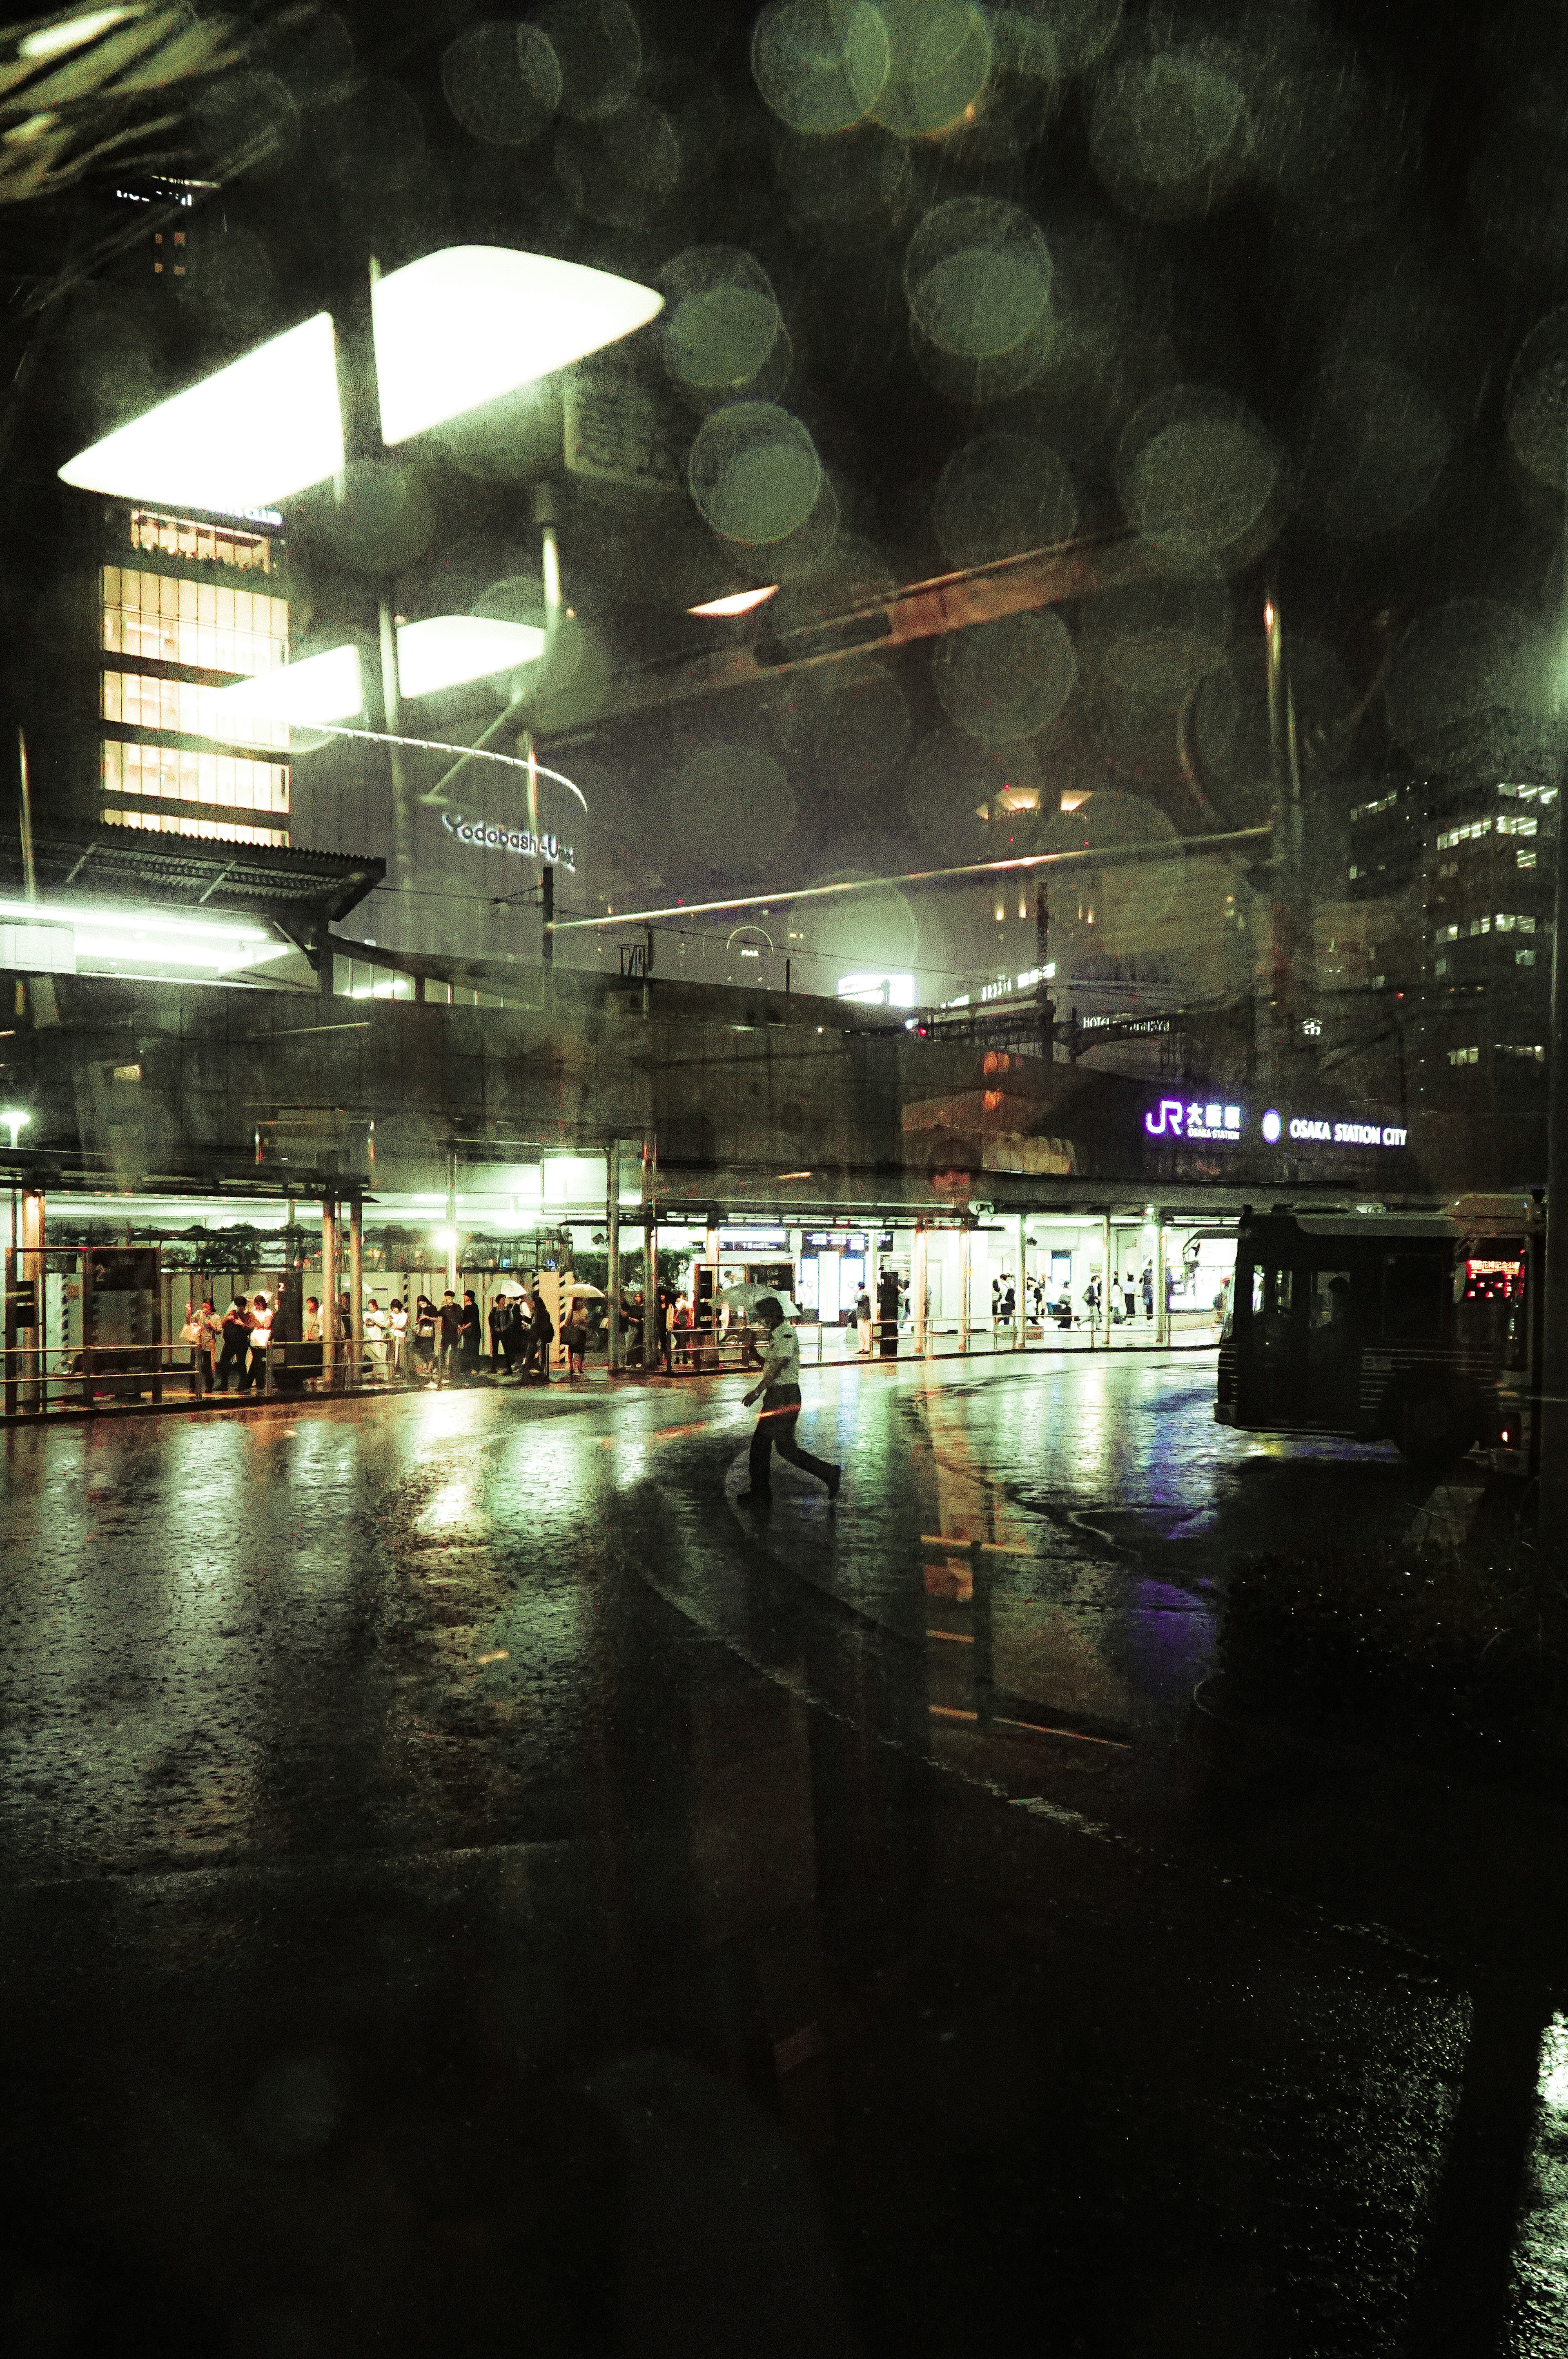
left=0, top=1106, right=30, bottom=1148
left=688, top=586, right=779, bottom=618
left=372, top=246, right=663, bottom=446
left=396, top=614, right=546, bottom=699
left=20, top=7, right=137, bottom=59
left=203, top=643, right=365, bottom=744
left=58, top=312, right=343, bottom=511
left=0, top=894, right=284, bottom=973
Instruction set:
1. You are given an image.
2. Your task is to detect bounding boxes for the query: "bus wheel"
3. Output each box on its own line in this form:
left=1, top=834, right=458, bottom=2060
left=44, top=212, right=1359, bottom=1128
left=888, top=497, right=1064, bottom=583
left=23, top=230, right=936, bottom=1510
left=1399, top=1394, right=1475, bottom=1465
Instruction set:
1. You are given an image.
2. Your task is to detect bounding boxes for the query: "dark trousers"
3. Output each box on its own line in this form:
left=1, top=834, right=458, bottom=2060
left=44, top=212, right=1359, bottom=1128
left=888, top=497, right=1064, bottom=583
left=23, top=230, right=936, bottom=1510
left=748, top=1385, right=834, bottom=1495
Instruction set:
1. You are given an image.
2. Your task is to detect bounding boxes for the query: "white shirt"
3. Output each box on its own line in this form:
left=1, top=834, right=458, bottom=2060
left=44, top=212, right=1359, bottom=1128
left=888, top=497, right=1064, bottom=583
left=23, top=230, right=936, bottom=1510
left=758, top=1321, right=801, bottom=1389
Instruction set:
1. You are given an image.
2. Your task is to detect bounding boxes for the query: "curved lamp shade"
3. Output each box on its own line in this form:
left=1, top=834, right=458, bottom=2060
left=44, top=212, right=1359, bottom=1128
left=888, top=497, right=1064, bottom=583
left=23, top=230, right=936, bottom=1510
left=204, top=644, right=365, bottom=745
left=203, top=617, right=544, bottom=747
left=372, top=247, right=662, bottom=445
left=396, top=614, right=545, bottom=697
left=58, top=313, right=343, bottom=511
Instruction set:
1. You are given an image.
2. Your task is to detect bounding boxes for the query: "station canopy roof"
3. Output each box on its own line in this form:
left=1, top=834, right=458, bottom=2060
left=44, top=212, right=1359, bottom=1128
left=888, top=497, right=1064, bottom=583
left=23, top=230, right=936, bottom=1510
left=1, top=833, right=383, bottom=935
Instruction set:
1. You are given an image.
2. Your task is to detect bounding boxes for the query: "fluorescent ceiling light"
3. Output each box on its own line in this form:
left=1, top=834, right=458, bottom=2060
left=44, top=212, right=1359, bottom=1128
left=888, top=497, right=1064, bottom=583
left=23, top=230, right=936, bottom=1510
left=373, top=247, right=662, bottom=446
left=688, top=586, right=779, bottom=617
left=58, top=312, right=344, bottom=511
left=0, top=894, right=282, bottom=971
left=20, top=7, right=137, bottom=59
left=203, top=644, right=364, bottom=745
left=396, top=614, right=545, bottom=698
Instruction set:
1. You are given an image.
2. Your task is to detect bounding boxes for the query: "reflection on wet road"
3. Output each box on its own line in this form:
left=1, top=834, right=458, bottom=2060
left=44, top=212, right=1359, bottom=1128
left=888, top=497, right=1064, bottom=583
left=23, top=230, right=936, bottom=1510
left=1, top=1357, right=1563, bottom=2356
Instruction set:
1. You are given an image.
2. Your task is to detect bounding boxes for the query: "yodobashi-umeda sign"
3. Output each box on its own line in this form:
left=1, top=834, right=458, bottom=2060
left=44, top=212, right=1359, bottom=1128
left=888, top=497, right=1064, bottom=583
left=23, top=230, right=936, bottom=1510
left=1143, top=1100, right=1410, bottom=1151
left=441, top=812, right=575, bottom=870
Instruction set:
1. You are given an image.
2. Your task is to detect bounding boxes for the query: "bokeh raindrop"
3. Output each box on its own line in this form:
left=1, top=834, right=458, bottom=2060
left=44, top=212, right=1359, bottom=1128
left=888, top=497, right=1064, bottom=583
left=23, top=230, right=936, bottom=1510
left=1294, top=361, right=1451, bottom=540
left=441, top=22, right=563, bottom=147
left=1117, top=386, right=1281, bottom=557
left=555, top=100, right=680, bottom=226
left=751, top=0, right=890, bottom=134
left=669, top=742, right=797, bottom=865
left=930, top=608, right=1077, bottom=746
left=534, top=0, right=641, bottom=121
left=1506, top=308, right=1568, bottom=493
left=905, top=197, right=1051, bottom=359
left=933, top=435, right=1076, bottom=566
left=1089, top=42, right=1250, bottom=221
left=689, top=403, right=823, bottom=545
left=871, top=0, right=993, bottom=138
left=660, top=249, right=784, bottom=404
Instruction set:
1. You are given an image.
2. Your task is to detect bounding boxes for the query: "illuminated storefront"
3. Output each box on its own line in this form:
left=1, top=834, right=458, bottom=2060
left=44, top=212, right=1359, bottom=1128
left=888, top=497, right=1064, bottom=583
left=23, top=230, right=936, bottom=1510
left=99, top=507, right=292, bottom=849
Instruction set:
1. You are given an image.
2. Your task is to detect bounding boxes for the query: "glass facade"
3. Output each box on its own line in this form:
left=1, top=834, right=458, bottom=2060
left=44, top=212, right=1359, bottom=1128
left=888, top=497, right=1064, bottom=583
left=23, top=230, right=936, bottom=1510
left=100, top=738, right=290, bottom=815
left=101, top=670, right=291, bottom=755
left=100, top=807, right=290, bottom=848
left=129, top=511, right=273, bottom=571
left=102, top=566, right=288, bottom=677
left=100, top=519, right=290, bottom=848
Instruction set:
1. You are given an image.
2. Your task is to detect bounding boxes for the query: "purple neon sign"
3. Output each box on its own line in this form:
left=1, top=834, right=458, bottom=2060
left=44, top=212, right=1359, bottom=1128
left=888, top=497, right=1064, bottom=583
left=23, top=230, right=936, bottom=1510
left=1144, top=1098, right=1244, bottom=1144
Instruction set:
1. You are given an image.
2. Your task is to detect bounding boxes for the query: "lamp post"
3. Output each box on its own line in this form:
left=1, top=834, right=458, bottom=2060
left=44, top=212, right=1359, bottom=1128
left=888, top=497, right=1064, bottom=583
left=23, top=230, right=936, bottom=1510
left=58, top=245, right=662, bottom=951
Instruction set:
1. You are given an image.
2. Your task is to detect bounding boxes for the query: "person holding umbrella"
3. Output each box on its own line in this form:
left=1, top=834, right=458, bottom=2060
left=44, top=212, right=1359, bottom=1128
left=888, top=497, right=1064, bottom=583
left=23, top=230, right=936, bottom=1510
left=738, top=1296, right=840, bottom=1509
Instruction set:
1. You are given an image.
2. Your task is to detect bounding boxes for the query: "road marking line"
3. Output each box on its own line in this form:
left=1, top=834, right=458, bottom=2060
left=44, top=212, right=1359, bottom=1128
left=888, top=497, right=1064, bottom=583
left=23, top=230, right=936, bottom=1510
left=929, top=1703, right=980, bottom=1721
left=993, top=1716, right=1131, bottom=1750
left=1405, top=1469, right=1487, bottom=1549
left=926, top=1628, right=975, bottom=1644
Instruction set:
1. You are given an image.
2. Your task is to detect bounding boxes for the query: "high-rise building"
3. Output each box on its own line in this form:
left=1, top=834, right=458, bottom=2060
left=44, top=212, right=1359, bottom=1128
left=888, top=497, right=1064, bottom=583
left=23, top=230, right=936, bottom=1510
left=96, top=502, right=293, bottom=848
left=1414, top=774, right=1556, bottom=1116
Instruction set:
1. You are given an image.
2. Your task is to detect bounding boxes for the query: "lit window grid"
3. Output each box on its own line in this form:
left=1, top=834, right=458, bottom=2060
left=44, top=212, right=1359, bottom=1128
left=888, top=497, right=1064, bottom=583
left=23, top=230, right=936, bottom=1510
left=129, top=511, right=273, bottom=574
left=102, top=567, right=288, bottom=677
left=102, top=669, right=291, bottom=754
left=102, top=808, right=290, bottom=849
left=101, top=739, right=290, bottom=815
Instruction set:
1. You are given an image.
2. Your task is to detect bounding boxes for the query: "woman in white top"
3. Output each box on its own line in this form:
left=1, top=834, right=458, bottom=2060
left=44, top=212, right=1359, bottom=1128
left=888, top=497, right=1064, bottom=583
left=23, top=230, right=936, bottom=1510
left=387, top=1297, right=407, bottom=1378
left=244, top=1292, right=273, bottom=1392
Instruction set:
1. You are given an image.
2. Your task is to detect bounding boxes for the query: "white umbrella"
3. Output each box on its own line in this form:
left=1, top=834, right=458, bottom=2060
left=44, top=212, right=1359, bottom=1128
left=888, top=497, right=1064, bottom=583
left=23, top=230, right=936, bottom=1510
left=562, top=1282, right=606, bottom=1299
left=717, top=1284, right=798, bottom=1316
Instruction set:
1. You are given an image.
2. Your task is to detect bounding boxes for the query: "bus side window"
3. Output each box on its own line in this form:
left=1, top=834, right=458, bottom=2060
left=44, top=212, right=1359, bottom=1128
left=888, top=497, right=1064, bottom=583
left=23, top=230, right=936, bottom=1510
left=1252, top=1263, right=1293, bottom=1352
left=1382, top=1253, right=1444, bottom=1344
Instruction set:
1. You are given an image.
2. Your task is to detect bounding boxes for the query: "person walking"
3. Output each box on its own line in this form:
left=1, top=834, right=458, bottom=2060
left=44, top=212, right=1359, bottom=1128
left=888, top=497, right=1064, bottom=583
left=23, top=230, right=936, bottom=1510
left=179, top=1299, right=213, bottom=1397
left=1141, top=1261, right=1154, bottom=1323
left=855, top=1285, right=873, bottom=1356
left=487, top=1291, right=508, bottom=1371
left=738, top=1297, right=840, bottom=1507
left=457, top=1288, right=482, bottom=1382
left=387, top=1298, right=406, bottom=1380
left=1122, top=1269, right=1136, bottom=1324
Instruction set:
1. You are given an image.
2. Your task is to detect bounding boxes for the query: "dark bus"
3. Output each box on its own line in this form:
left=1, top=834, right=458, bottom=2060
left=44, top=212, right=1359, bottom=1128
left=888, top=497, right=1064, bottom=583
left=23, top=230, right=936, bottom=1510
left=1216, top=1197, right=1540, bottom=1468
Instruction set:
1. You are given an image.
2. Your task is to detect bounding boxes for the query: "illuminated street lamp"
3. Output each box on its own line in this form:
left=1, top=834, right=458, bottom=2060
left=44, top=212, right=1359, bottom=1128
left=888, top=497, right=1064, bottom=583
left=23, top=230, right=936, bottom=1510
left=57, top=245, right=662, bottom=912
left=1, top=1107, right=31, bottom=1149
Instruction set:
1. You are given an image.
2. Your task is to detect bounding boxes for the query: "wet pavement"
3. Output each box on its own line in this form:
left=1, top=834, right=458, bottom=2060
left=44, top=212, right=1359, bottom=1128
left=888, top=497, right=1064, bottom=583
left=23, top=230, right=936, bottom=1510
left=3, top=1354, right=1566, bottom=2357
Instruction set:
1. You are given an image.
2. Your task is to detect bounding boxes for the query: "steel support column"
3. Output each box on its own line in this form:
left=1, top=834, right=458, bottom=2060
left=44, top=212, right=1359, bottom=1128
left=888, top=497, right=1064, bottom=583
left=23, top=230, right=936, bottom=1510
left=958, top=1224, right=972, bottom=1356
left=321, top=1194, right=338, bottom=1385
left=1013, top=1213, right=1027, bottom=1349
left=348, top=1192, right=363, bottom=1381
left=607, top=1139, right=623, bottom=1374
